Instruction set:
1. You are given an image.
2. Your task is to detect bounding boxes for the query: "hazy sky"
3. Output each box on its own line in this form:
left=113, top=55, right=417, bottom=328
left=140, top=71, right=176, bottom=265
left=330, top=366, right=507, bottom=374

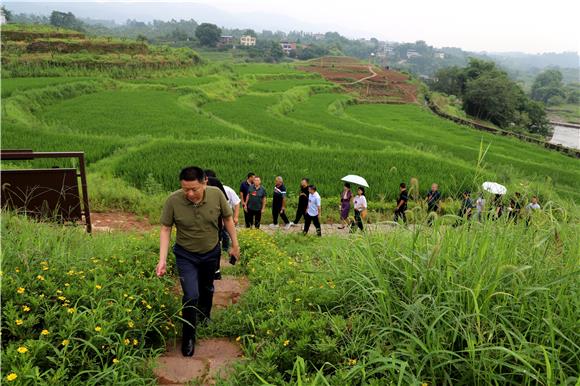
left=5, top=0, right=580, bottom=53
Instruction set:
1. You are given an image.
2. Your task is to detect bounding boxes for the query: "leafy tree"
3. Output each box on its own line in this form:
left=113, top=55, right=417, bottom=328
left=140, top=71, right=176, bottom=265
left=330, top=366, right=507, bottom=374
left=195, top=23, right=221, bottom=47
left=463, top=73, right=519, bottom=127
left=432, top=66, right=464, bottom=96
left=1, top=6, right=13, bottom=22
left=531, top=69, right=566, bottom=104
left=49, top=11, right=84, bottom=31
left=524, top=100, right=550, bottom=135
left=243, top=29, right=257, bottom=37
left=268, top=41, right=285, bottom=62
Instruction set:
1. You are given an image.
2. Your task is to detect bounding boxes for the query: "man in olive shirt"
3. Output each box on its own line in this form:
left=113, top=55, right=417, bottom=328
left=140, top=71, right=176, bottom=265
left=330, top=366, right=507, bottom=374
left=156, top=166, right=240, bottom=357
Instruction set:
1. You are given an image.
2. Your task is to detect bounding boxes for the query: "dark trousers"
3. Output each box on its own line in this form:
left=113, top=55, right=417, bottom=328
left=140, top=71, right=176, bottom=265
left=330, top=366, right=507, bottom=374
left=293, top=201, right=308, bottom=223
left=272, top=202, right=290, bottom=225
left=173, top=243, right=220, bottom=321
left=303, top=214, right=321, bottom=236
left=394, top=208, right=407, bottom=224
left=350, top=210, right=364, bottom=231
left=246, top=209, right=262, bottom=228
left=221, top=228, right=230, bottom=251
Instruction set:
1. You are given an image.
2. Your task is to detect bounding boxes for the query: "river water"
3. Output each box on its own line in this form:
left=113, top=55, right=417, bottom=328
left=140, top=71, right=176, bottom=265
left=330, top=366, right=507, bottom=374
left=549, top=125, right=580, bottom=150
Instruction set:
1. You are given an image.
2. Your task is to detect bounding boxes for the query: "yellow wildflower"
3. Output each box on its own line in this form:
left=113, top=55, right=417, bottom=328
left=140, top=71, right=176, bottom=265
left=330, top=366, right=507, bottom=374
left=283, top=340, right=290, bottom=346
left=113, top=358, right=119, bottom=364
left=16, top=319, right=23, bottom=326
left=348, top=358, right=357, bottom=366
left=128, top=321, right=134, bottom=328
left=95, top=326, right=102, bottom=332
left=15, top=268, right=20, bottom=273
left=17, top=287, right=25, bottom=294
left=132, top=339, right=138, bottom=346
left=17, top=346, right=28, bottom=354
left=95, top=285, right=102, bottom=290
left=124, top=338, right=130, bottom=345
left=146, top=305, right=152, bottom=310
left=22, top=305, right=31, bottom=312
left=62, top=339, right=70, bottom=346
left=41, top=329, right=49, bottom=336
left=37, top=275, right=45, bottom=281
left=6, top=373, right=17, bottom=381
left=235, top=336, right=241, bottom=342
left=67, top=308, right=76, bottom=314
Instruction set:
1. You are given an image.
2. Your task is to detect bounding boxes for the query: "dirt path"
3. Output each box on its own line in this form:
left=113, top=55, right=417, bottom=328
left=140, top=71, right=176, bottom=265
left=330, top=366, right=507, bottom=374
left=91, top=212, right=154, bottom=232
left=261, top=221, right=404, bottom=236
left=157, top=274, right=249, bottom=385
left=347, top=65, right=378, bottom=85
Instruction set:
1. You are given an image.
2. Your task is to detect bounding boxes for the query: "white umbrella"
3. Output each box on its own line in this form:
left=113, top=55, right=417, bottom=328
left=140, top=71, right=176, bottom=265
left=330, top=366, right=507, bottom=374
left=482, top=181, right=507, bottom=195
left=341, top=175, right=369, bottom=188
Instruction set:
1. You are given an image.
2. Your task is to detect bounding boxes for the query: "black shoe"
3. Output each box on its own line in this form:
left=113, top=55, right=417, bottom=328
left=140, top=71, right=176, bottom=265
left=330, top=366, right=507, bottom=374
left=214, top=269, right=222, bottom=280
left=181, top=305, right=197, bottom=357
left=181, top=335, right=195, bottom=356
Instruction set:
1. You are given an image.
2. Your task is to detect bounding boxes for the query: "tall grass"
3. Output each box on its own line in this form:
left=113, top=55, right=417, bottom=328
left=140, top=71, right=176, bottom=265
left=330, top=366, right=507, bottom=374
left=211, top=218, right=579, bottom=385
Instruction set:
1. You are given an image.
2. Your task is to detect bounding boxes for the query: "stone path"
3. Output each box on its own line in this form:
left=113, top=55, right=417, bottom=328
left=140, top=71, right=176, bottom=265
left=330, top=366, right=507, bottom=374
left=155, top=338, right=242, bottom=386
left=157, top=272, right=248, bottom=385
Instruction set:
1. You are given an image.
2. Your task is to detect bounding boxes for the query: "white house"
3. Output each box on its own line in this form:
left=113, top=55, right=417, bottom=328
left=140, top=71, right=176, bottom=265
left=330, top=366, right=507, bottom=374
left=240, top=35, right=256, bottom=46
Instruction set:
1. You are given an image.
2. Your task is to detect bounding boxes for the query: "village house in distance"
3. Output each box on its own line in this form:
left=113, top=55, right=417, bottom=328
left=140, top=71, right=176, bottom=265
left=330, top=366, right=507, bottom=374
left=240, top=35, right=256, bottom=46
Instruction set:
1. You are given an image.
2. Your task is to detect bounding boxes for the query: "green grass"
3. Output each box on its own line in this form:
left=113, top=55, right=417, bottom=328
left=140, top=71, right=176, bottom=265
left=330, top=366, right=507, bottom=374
left=39, top=90, right=250, bottom=140
left=1, top=77, right=94, bottom=97
left=208, top=218, right=580, bottom=385
left=249, top=78, right=331, bottom=92
left=1, top=214, right=181, bottom=385
left=233, top=63, right=300, bottom=75
left=547, top=103, right=580, bottom=124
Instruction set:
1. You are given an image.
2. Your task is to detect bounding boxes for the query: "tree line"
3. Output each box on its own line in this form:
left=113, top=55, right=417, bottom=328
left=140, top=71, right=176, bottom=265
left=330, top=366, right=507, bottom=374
left=430, top=59, right=551, bottom=135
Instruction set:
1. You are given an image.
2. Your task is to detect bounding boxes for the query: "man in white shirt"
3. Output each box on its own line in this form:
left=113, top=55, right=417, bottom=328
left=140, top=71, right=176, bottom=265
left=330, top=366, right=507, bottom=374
left=525, top=195, right=541, bottom=211
left=222, top=185, right=241, bottom=251
left=223, top=185, right=241, bottom=224
left=303, top=185, right=322, bottom=236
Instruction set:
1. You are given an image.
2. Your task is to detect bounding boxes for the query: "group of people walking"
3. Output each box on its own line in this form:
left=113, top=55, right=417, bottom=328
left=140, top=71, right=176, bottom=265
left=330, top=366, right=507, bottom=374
left=238, top=173, right=323, bottom=236
left=156, top=166, right=545, bottom=359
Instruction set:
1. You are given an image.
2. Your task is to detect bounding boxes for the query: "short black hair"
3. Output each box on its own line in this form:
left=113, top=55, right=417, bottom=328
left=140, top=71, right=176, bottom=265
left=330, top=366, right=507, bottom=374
left=358, top=186, right=365, bottom=195
left=308, top=184, right=317, bottom=191
left=344, top=182, right=351, bottom=188
left=205, top=169, right=217, bottom=178
left=400, top=183, right=406, bottom=189
left=247, top=172, right=255, bottom=179
left=179, top=166, right=205, bottom=182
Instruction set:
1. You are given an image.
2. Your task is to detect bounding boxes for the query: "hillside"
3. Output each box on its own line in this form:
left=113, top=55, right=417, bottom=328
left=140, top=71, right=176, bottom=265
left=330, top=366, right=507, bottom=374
left=1, top=24, right=579, bottom=386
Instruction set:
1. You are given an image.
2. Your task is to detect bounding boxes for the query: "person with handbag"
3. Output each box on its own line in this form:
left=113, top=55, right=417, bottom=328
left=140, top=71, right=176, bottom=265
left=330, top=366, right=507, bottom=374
left=351, top=186, right=367, bottom=231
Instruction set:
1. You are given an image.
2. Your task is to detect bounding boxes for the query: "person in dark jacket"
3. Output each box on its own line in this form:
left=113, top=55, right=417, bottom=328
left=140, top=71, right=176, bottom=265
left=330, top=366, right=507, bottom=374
left=394, top=183, right=408, bottom=224
left=290, top=178, right=309, bottom=227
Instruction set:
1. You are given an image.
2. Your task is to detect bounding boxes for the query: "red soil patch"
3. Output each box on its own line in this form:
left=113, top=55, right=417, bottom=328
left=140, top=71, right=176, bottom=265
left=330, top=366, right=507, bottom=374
left=299, top=56, right=418, bottom=103
left=91, top=212, right=154, bottom=232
